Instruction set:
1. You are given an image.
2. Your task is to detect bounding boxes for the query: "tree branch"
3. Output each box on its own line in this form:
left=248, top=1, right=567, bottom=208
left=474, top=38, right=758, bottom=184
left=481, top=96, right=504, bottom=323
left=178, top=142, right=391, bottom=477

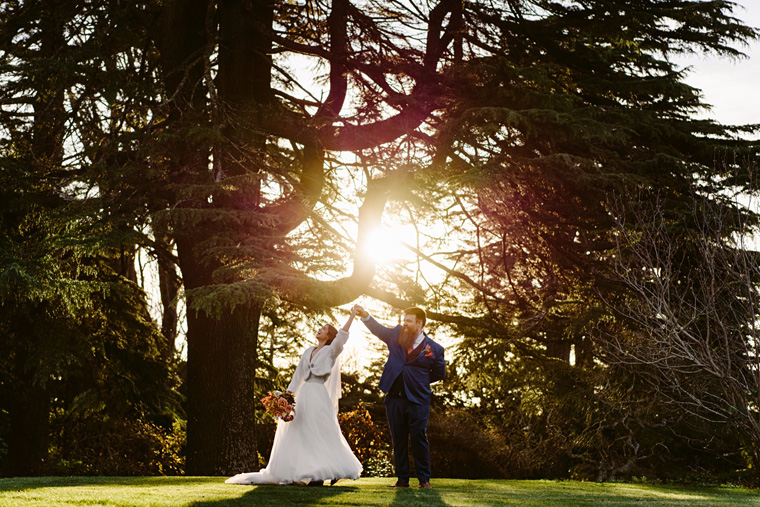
left=257, top=173, right=401, bottom=306
left=260, top=142, right=325, bottom=235
left=363, top=285, right=509, bottom=334
left=314, top=0, right=349, bottom=119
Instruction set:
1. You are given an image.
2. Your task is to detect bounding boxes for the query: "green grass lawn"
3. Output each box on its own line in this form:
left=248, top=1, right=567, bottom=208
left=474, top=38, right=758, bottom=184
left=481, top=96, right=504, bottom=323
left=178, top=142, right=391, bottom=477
left=0, top=477, right=758, bottom=507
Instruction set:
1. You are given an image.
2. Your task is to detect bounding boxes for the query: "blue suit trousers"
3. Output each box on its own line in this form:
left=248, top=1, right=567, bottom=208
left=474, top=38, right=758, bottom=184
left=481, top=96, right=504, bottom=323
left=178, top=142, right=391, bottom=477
left=384, top=394, right=431, bottom=483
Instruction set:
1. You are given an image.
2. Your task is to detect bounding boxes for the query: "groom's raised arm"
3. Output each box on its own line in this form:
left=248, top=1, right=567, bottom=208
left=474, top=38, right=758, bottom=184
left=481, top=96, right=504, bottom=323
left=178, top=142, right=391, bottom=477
left=353, top=305, right=395, bottom=345
left=362, top=315, right=396, bottom=345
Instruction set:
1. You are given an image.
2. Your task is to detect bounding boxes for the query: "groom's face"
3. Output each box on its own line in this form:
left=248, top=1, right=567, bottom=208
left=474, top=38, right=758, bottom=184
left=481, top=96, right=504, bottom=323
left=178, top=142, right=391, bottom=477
left=402, top=314, right=423, bottom=336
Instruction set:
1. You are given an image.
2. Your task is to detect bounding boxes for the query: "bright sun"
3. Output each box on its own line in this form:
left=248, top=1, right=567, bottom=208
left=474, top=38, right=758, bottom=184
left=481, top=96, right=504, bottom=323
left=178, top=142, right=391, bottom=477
left=363, top=226, right=408, bottom=264
left=358, top=221, right=451, bottom=286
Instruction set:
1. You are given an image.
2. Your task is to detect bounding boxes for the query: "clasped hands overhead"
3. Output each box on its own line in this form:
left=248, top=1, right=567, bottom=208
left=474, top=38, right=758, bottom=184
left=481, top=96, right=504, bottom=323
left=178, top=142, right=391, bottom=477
left=351, top=304, right=369, bottom=319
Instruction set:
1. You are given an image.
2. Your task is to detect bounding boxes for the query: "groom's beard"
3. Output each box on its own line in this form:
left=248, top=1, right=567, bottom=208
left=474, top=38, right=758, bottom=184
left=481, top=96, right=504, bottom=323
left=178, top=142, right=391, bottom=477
left=399, top=327, right=416, bottom=351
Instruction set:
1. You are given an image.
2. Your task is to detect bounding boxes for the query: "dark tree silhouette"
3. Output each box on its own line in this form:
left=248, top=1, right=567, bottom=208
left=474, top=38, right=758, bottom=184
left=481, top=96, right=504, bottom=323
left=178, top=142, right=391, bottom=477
left=1, top=0, right=758, bottom=477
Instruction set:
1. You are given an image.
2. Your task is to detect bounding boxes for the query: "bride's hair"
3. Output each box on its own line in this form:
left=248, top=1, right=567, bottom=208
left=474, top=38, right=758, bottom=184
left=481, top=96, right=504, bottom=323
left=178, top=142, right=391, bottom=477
left=325, top=324, right=338, bottom=345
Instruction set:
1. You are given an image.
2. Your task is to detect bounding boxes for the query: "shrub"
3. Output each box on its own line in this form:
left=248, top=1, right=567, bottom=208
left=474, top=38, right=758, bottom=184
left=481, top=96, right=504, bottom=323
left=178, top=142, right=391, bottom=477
left=49, top=413, right=185, bottom=475
left=428, top=409, right=510, bottom=479
left=339, top=403, right=393, bottom=476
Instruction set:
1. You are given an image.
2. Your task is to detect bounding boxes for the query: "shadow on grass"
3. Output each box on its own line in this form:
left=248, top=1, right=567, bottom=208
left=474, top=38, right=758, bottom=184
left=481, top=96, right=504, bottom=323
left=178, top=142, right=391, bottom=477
left=0, top=476, right=215, bottom=492
left=390, top=486, right=447, bottom=506
left=189, top=484, right=361, bottom=506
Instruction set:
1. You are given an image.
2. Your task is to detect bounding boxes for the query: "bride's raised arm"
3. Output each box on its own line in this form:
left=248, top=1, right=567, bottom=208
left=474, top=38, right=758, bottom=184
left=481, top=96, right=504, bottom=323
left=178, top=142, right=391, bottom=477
left=329, top=306, right=358, bottom=358
left=342, top=306, right=358, bottom=332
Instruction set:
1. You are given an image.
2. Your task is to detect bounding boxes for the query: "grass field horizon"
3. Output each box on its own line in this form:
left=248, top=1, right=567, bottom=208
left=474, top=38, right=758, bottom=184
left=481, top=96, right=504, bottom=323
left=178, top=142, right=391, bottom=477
left=1, top=476, right=759, bottom=506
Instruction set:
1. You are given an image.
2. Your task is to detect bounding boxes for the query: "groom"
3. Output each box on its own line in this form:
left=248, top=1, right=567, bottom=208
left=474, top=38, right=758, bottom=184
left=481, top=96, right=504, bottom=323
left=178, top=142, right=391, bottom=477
left=352, top=305, right=445, bottom=489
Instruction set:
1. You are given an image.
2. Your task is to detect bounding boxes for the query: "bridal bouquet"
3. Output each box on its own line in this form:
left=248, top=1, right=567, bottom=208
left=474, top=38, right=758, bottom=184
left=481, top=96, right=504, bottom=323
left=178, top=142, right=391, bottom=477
left=261, top=390, right=296, bottom=422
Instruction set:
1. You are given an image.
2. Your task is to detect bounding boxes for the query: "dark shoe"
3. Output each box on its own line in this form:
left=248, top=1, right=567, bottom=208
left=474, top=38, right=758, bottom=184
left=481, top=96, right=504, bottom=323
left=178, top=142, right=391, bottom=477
left=419, top=482, right=431, bottom=489
left=389, top=481, right=410, bottom=488
left=330, top=479, right=339, bottom=486
left=307, top=480, right=324, bottom=486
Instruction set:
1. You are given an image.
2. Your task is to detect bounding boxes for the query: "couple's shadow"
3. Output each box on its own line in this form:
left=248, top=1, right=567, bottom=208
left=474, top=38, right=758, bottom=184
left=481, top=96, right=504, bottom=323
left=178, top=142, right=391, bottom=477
left=188, top=482, right=448, bottom=506
left=189, top=483, right=355, bottom=507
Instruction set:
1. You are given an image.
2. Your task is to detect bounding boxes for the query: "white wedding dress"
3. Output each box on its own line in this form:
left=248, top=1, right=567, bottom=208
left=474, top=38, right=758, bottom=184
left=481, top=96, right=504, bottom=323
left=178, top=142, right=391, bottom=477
left=226, top=329, right=362, bottom=485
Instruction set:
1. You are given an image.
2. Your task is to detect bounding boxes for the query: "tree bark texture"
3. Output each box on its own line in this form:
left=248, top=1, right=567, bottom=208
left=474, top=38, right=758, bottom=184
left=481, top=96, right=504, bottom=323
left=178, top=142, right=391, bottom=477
left=178, top=235, right=261, bottom=475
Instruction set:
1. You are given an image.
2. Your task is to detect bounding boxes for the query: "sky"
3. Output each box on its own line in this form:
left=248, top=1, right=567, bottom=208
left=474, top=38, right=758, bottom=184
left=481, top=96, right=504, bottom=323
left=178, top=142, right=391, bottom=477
left=675, top=0, right=760, bottom=127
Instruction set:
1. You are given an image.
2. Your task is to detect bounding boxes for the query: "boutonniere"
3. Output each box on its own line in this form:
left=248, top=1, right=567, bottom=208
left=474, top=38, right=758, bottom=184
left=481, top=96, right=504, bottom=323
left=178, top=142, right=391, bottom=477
left=423, top=344, right=433, bottom=358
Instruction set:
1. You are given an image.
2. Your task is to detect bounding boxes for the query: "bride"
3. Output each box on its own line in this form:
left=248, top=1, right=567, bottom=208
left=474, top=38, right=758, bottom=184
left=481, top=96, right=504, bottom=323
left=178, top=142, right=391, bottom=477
left=226, top=307, right=363, bottom=485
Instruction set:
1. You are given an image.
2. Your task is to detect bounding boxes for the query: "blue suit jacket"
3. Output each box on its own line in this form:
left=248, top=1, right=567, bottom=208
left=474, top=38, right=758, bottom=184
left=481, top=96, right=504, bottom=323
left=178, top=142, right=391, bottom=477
left=363, top=316, right=445, bottom=405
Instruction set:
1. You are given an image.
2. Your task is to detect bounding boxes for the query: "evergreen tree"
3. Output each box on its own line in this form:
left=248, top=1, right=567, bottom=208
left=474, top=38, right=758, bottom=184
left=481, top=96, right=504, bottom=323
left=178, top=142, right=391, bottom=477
left=146, top=0, right=758, bottom=475
left=367, top=0, right=760, bottom=477
left=0, top=0, right=180, bottom=475
left=150, top=0, right=471, bottom=474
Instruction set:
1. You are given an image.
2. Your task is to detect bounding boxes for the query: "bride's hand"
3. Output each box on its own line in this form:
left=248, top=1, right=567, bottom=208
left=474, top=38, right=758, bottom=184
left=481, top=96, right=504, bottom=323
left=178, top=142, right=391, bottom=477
left=352, top=304, right=368, bottom=318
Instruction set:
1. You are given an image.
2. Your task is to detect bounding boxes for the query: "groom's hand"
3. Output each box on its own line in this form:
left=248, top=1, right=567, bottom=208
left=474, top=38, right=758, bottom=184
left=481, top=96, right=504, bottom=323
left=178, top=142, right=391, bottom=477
left=352, top=305, right=369, bottom=318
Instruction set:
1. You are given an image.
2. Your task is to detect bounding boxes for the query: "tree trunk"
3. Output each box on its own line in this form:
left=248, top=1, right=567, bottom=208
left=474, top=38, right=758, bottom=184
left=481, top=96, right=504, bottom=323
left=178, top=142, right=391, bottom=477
left=180, top=0, right=273, bottom=475
left=545, top=339, right=572, bottom=362
left=178, top=236, right=261, bottom=475
left=154, top=224, right=180, bottom=362
left=1, top=382, right=49, bottom=476
left=574, top=336, right=593, bottom=368
left=111, top=245, right=138, bottom=283
left=1, top=315, right=49, bottom=476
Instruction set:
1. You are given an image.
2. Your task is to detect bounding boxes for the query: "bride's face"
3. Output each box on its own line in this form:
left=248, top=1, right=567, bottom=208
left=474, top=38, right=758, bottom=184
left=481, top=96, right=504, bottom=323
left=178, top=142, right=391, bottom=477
left=315, top=324, right=330, bottom=343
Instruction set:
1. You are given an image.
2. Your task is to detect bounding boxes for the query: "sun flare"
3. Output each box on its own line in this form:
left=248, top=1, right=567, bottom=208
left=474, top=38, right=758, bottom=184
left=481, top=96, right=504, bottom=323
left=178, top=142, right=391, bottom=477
left=364, top=227, right=405, bottom=264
